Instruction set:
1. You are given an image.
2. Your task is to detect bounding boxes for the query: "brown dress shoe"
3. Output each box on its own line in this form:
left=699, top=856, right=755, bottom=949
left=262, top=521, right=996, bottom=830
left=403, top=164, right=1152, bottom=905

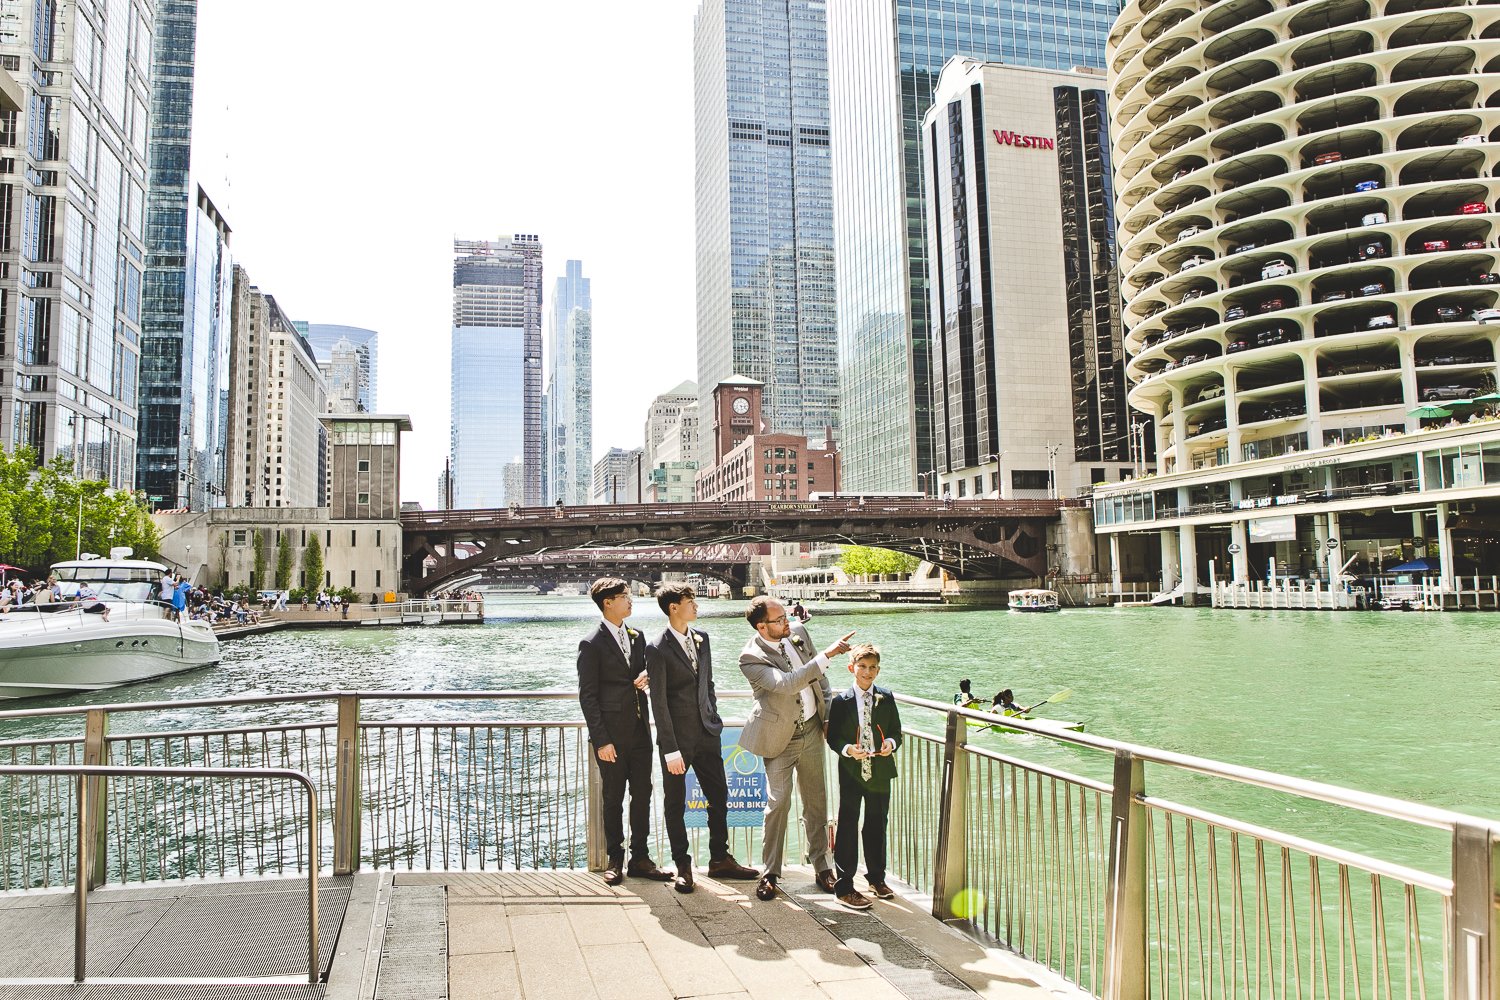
left=867, top=881, right=895, bottom=900
left=706, top=855, right=759, bottom=880
left=626, top=858, right=673, bottom=881
left=602, top=859, right=625, bottom=887
left=838, top=891, right=873, bottom=910
left=674, top=861, right=695, bottom=894
left=755, top=875, right=779, bottom=901
left=815, top=869, right=837, bottom=893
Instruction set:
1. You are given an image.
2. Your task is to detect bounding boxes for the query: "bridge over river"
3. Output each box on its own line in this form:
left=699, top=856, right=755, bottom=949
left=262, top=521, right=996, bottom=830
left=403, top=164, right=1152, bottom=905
left=402, top=497, right=1080, bottom=595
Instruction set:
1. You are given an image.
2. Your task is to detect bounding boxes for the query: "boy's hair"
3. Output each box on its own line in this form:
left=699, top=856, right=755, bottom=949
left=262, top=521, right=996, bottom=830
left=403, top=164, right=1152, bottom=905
left=589, top=577, right=629, bottom=610
left=850, top=642, right=881, bottom=666
left=655, top=582, right=696, bottom=614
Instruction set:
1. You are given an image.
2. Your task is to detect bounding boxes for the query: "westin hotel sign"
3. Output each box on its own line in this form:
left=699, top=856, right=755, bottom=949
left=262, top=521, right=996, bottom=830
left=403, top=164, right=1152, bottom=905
left=993, top=129, right=1055, bottom=150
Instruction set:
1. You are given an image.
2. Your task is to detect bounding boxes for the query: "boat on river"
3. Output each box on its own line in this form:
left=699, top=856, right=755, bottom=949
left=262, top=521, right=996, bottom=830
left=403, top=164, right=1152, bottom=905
left=1008, top=588, right=1060, bottom=612
left=0, top=554, right=220, bottom=700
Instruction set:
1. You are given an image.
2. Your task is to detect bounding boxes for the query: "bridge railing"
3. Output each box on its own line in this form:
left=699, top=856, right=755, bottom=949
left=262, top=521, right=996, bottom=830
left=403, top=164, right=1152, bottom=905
left=0, top=691, right=1494, bottom=1000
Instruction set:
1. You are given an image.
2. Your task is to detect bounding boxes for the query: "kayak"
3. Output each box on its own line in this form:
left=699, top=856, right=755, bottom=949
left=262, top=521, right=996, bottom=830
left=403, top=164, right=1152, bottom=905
left=965, top=712, right=1085, bottom=734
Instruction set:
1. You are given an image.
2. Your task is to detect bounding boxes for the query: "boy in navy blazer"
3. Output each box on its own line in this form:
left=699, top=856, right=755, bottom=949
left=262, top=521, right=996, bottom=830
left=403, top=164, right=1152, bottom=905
left=824, top=642, right=903, bottom=909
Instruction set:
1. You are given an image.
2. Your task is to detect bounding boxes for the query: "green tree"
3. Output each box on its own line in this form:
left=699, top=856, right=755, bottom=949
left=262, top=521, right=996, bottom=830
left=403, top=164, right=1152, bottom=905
left=839, top=545, right=920, bottom=579
left=275, top=532, right=294, bottom=590
left=0, top=449, right=160, bottom=570
left=302, top=533, right=324, bottom=594
left=251, top=530, right=268, bottom=590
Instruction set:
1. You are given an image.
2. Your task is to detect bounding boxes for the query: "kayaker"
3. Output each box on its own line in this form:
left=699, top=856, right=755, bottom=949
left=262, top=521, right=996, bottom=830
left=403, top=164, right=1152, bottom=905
left=992, top=689, right=1023, bottom=716
left=953, top=678, right=982, bottom=708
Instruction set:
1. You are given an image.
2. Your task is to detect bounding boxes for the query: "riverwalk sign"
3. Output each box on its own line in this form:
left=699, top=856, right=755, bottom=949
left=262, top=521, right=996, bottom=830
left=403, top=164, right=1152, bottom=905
left=685, top=727, right=766, bottom=828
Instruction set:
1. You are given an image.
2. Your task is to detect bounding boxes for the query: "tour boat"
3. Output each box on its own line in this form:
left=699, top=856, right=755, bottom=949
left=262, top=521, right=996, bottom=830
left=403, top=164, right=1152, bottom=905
left=0, top=553, right=220, bottom=700
left=1008, top=588, right=1060, bottom=612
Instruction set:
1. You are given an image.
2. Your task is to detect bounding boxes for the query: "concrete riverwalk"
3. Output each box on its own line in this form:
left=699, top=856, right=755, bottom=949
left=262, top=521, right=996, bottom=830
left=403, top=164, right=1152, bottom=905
left=0, top=867, right=1080, bottom=1000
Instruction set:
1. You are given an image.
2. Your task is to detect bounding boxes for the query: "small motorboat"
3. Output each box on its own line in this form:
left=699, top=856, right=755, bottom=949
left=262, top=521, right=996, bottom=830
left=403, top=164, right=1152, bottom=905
left=1008, top=588, right=1060, bottom=612
left=0, top=553, right=220, bottom=700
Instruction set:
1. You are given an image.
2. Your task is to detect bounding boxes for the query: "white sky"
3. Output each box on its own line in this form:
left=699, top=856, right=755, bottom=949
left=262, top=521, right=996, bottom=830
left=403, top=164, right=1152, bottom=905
left=193, top=1, right=701, bottom=507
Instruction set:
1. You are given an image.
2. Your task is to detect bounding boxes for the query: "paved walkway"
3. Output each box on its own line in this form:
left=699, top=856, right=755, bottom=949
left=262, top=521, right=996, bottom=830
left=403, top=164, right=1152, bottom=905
left=387, top=867, right=1082, bottom=1000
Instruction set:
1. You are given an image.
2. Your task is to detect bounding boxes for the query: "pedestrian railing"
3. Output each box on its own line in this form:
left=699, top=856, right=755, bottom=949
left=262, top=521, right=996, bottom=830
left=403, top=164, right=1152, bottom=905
left=0, top=690, right=1495, bottom=1000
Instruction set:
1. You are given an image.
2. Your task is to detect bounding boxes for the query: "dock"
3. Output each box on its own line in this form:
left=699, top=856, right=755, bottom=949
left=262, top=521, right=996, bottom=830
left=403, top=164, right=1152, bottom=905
left=0, top=868, right=1073, bottom=1000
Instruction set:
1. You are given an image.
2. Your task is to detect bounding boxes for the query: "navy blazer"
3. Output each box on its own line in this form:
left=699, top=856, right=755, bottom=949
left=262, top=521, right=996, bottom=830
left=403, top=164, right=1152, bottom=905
left=577, top=621, right=650, bottom=751
left=645, top=626, right=723, bottom=760
left=825, top=684, right=903, bottom=791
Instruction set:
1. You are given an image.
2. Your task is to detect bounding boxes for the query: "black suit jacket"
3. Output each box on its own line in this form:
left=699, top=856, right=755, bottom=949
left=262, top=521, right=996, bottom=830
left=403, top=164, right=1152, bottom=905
left=577, top=621, right=650, bottom=751
left=825, top=685, right=903, bottom=791
left=646, top=626, right=723, bottom=760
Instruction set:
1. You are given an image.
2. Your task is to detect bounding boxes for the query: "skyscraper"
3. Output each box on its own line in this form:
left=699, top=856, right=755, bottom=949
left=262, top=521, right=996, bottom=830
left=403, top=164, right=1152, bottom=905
left=450, top=237, right=541, bottom=507
left=305, top=324, right=379, bottom=413
left=139, top=2, right=234, bottom=512
left=829, top=0, right=1117, bottom=491
left=546, top=260, right=592, bottom=506
left=0, top=0, right=157, bottom=488
left=694, top=0, right=837, bottom=461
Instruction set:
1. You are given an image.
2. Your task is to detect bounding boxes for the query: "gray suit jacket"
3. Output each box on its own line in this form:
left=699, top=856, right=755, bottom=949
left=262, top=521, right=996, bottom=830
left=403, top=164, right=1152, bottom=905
left=737, top=622, right=831, bottom=759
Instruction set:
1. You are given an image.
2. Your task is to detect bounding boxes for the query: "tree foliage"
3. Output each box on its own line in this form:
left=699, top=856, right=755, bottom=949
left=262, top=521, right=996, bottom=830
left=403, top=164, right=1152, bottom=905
left=0, top=448, right=160, bottom=571
left=303, top=533, right=324, bottom=593
left=275, top=532, right=294, bottom=590
left=251, top=530, right=268, bottom=591
left=838, top=545, right=920, bottom=578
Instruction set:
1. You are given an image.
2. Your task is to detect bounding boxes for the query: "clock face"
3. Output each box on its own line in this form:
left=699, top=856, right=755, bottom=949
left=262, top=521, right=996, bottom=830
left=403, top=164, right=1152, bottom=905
left=732, top=397, right=750, bottom=415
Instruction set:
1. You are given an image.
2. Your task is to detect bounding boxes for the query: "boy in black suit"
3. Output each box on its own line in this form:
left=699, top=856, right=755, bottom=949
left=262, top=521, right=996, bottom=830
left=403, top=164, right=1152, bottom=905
left=824, top=642, right=903, bottom=910
left=577, top=577, right=672, bottom=887
left=645, top=583, right=759, bottom=893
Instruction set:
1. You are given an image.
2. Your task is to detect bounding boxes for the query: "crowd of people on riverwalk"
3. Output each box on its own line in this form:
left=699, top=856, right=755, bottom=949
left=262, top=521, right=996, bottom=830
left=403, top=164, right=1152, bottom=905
left=577, top=577, right=903, bottom=912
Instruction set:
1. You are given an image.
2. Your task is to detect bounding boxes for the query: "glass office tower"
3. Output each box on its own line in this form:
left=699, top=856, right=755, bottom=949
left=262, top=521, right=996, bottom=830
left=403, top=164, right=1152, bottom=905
left=0, top=0, right=155, bottom=488
left=546, top=260, right=592, bottom=506
left=830, top=0, right=1116, bottom=491
left=450, top=237, right=540, bottom=508
left=694, top=0, right=837, bottom=460
left=305, top=324, right=379, bottom=413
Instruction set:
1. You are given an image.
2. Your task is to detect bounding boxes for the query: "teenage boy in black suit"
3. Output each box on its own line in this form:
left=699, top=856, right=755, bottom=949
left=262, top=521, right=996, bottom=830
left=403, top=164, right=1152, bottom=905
left=645, top=583, right=759, bottom=893
left=577, top=577, right=672, bottom=887
left=824, top=642, right=903, bottom=910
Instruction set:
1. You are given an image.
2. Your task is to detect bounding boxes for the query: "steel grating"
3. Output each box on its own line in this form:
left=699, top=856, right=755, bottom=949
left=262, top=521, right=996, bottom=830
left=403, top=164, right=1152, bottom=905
left=373, top=885, right=446, bottom=1000
left=0, top=985, right=321, bottom=999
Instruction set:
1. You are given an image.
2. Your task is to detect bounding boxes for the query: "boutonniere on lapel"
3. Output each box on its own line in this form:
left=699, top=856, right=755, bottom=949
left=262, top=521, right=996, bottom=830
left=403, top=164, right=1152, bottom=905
left=872, top=691, right=884, bottom=707
left=692, top=632, right=704, bottom=650
left=626, top=628, right=639, bottom=641
left=789, top=635, right=805, bottom=651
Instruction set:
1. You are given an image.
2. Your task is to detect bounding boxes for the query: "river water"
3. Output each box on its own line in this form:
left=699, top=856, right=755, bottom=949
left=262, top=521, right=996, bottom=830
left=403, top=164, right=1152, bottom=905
left=2, top=595, right=1495, bottom=876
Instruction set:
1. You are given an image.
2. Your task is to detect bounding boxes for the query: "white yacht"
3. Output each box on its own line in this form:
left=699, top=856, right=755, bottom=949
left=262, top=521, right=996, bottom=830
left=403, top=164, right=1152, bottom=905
left=0, top=552, right=220, bottom=700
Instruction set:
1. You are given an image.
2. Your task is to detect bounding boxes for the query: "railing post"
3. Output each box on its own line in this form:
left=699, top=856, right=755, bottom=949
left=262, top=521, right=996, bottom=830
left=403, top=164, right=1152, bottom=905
left=1450, top=823, right=1499, bottom=1000
left=81, top=709, right=108, bottom=890
left=74, top=772, right=89, bottom=982
left=332, top=695, right=361, bottom=875
left=931, top=709, right=969, bottom=921
left=1104, top=750, right=1147, bottom=1000
left=586, top=744, right=605, bottom=871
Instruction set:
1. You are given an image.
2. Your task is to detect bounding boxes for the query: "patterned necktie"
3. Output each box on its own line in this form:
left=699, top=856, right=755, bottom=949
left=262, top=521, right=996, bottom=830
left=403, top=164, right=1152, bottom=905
left=681, top=633, right=696, bottom=673
left=860, top=689, right=875, bottom=782
left=616, top=626, right=630, bottom=660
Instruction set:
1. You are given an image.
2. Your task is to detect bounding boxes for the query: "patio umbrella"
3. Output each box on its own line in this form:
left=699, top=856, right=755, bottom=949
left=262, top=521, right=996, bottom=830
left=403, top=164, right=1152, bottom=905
left=1470, top=392, right=1500, bottom=404
left=1409, top=404, right=1453, bottom=419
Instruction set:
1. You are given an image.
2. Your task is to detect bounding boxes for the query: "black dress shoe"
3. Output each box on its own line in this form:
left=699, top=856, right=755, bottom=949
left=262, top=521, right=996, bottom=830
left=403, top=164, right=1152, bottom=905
left=755, top=874, right=779, bottom=901
left=706, top=855, right=759, bottom=880
left=815, top=869, right=837, bottom=893
left=602, top=859, right=625, bottom=887
left=626, top=858, right=674, bottom=881
left=674, top=861, right=695, bottom=894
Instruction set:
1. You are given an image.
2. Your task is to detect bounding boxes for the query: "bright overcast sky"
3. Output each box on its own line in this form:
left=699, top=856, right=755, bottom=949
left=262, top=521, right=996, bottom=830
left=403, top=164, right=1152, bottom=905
left=194, top=1, right=700, bottom=507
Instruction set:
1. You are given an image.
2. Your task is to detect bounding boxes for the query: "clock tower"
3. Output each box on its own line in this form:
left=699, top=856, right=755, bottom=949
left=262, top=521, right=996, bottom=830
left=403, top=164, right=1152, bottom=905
left=711, top=376, right=764, bottom=462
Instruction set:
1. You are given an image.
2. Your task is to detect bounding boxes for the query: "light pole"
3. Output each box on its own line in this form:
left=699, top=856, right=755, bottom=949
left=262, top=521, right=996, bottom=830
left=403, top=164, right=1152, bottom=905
left=983, top=452, right=1003, bottom=498
left=916, top=470, right=935, bottom=497
left=822, top=450, right=840, bottom=497
left=1045, top=443, right=1061, bottom=499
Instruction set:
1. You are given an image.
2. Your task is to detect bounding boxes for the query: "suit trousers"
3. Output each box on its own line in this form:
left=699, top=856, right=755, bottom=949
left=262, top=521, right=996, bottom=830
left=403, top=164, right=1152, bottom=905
left=761, top=722, right=830, bottom=877
left=599, top=732, right=653, bottom=863
left=661, top=737, right=729, bottom=866
left=833, top=765, right=891, bottom=896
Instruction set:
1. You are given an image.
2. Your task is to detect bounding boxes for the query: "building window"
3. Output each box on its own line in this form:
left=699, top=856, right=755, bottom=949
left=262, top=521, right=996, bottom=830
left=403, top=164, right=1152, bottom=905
left=350, top=570, right=356, bottom=588
left=357, top=492, right=369, bottom=505
left=957, top=480, right=967, bottom=498
left=1012, top=470, right=1050, bottom=491
left=351, top=529, right=358, bottom=546
left=232, top=530, right=247, bottom=545
left=357, top=460, right=369, bottom=473
left=375, top=570, right=381, bottom=588
left=376, top=530, right=381, bottom=546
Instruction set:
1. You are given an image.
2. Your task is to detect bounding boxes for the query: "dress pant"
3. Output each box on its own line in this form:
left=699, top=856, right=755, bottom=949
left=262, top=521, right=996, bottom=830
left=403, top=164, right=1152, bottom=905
left=599, top=725, right=653, bottom=863
left=833, top=765, right=891, bottom=896
left=760, top=721, right=831, bottom=877
left=661, top=735, right=729, bottom=865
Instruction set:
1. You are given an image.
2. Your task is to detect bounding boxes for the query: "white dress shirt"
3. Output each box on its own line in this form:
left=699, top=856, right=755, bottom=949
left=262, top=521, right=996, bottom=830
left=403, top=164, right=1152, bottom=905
left=780, top=636, right=827, bottom=724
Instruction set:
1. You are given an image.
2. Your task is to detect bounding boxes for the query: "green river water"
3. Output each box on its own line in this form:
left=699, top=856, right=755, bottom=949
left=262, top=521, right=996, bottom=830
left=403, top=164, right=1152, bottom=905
left=2, top=596, right=1496, bottom=879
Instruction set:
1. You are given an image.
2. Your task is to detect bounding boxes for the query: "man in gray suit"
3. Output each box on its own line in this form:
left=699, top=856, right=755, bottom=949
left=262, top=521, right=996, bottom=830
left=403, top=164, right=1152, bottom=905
left=738, top=595, right=853, bottom=901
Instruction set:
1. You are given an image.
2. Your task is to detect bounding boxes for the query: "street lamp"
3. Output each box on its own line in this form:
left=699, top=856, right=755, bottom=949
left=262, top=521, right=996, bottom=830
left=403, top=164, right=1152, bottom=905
left=822, top=450, right=840, bottom=497
left=983, top=452, right=1003, bottom=498
left=916, top=470, right=935, bottom=497
left=1044, top=443, right=1062, bottom=499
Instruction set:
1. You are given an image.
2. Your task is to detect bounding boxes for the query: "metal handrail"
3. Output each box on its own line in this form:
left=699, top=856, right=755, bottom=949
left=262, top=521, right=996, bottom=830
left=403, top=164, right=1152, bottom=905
left=0, top=764, right=320, bottom=985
